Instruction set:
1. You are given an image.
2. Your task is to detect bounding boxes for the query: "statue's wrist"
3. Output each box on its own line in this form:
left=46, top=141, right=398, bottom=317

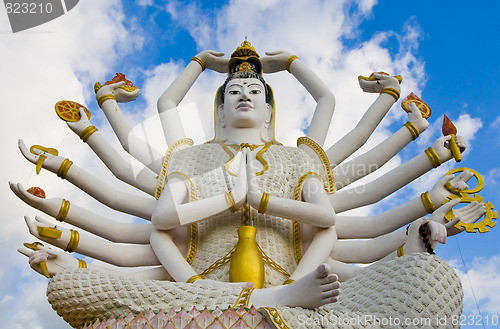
left=56, top=199, right=70, bottom=222
left=424, top=147, right=442, bottom=168
left=186, top=274, right=204, bottom=284
left=79, top=125, right=98, bottom=142
left=286, top=55, right=299, bottom=72
left=420, top=191, right=436, bottom=214
left=258, top=192, right=269, bottom=214
left=404, top=121, right=420, bottom=140
left=97, top=94, right=116, bottom=107
left=380, top=87, right=400, bottom=101
left=191, top=57, right=206, bottom=71
left=225, top=192, right=239, bottom=213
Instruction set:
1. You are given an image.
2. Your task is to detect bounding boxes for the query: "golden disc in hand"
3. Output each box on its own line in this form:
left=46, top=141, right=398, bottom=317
left=55, top=100, right=91, bottom=122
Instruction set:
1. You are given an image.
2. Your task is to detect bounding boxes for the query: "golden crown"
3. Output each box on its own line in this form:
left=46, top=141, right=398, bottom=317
left=231, top=40, right=260, bottom=58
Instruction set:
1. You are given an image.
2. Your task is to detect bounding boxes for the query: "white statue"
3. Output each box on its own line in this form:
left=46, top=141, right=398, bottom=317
left=12, top=41, right=487, bottom=328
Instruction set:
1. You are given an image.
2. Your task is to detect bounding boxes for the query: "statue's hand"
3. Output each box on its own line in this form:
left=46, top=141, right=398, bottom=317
left=196, top=50, right=227, bottom=73
left=429, top=170, right=474, bottom=205
left=431, top=135, right=466, bottom=163
left=231, top=148, right=248, bottom=208
left=405, top=200, right=460, bottom=253
left=9, top=182, right=61, bottom=215
left=407, top=102, right=428, bottom=134
left=18, top=242, right=77, bottom=278
left=433, top=201, right=486, bottom=236
left=262, top=50, right=293, bottom=73
left=67, top=107, right=92, bottom=135
left=245, top=149, right=262, bottom=209
left=19, top=139, right=64, bottom=173
left=359, top=73, right=401, bottom=94
left=96, top=81, right=141, bottom=103
left=23, top=215, right=73, bottom=250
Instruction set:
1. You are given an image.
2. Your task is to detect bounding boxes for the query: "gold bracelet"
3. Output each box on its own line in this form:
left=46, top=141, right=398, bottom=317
left=225, top=192, right=238, bottom=213
left=56, top=158, right=73, bottom=179
left=424, top=147, right=441, bottom=168
left=258, top=192, right=270, bottom=214
left=65, top=229, right=79, bottom=253
left=285, top=55, right=299, bottom=72
left=79, top=125, right=98, bottom=142
left=380, top=87, right=400, bottom=101
left=403, top=121, right=419, bottom=140
left=56, top=199, right=70, bottom=222
left=37, top=226, right=62, bottom=239
left=283, top=278, right=295, bottom=285
left=97, top=94, right=116, bottom=107
left=420, top=192, right=436, bottom=214
left=191, top=57, right=206, bottom=71
left=186, top=274, right=204, bottom=284
left=77, top=259, right=87, bottom=269
left=397, top=244, right=405, bottom=257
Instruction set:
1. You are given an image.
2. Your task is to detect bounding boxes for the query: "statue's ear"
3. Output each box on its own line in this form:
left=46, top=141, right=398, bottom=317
left=218, top=104, right=226, bottom=128
left=265, top=103, right=272, bottom=124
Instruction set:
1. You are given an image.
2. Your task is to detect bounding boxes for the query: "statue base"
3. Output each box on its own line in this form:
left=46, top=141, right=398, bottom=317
left=48, top=253, right=463, bottom=329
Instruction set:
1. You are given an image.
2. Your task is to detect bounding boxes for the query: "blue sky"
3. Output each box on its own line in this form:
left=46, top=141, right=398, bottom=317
left=1, top=1, right=499, bottom=328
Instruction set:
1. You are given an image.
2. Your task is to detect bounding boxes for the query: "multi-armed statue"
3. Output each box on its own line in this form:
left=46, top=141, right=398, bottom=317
left=12, top=41, right=495, bottom=328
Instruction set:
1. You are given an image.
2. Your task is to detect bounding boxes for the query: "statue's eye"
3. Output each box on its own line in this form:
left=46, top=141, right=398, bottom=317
left=250, top=90, right=261, bottom=94
left=228, top=90, right=240, bottom=95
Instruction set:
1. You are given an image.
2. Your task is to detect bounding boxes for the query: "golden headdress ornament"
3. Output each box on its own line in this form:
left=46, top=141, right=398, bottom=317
left=228, top=40, right=263, bottom=76
left=231, top=40, right=260, bottom=59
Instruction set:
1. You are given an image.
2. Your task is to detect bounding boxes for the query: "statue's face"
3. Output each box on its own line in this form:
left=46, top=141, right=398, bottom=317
left=219, top=78, right=271, bottom=129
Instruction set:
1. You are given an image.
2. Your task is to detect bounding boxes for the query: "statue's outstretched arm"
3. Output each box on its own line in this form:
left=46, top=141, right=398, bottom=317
left=325, top=74, right=401, bottom=167
left=333, top=103, right=428, bottom=189
left=18, top=243, right=170, bottom=280
left=334, top=171, right=484, bottom=239
left=329, top=205, right=459, bottom=281
left=158, top=50, right=228, bottom=145
left=151, top=151, right=248, bottom=230
left=262, top=51, right=335, bottom=147
left=246, top=152, right=336, bottom=228
left=23, top=215, right=160, bottom=267
left=66, top=108, right=158, bottom=195
left=331, top=135, right=466, bottom=213
left=96, top=81, right=164, bottom=173
left=19, top=141, right=156, bottom=220
left=10, top=182, right=152, bottom=244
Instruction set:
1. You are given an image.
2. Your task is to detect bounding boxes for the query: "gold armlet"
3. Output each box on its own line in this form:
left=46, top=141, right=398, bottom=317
left=397, top=244, right=405, bottom=257
left=283, top=279, right=295, bottom=285
left=286, top=55, right=299, bottom=72
left=56, top=159, right=73, bottom=179
left=380, top=88, right=400, bottom=101
left=403, top=121, right=419, bottom=140
left=56, top=199, right=70, bottom=222
left=37, top=226, right=62, bottom=239
left=79, top=125, right=98, bottom=142
left=424, top=147, right=441, bottom=168
left=65, top=229, right=79, bottom=253
left=191, top=57, right=206, bottom=71
left=225, top=192, right=238, bottom=213
left=186, top=274, right=204, bottom=284
left=77, top=259, right=87, bottom=269
left=97, top=94, right=116, bottom=107
left=420, top=192, right=436, bottom=214
left=258, top=192, right=270, bottom=214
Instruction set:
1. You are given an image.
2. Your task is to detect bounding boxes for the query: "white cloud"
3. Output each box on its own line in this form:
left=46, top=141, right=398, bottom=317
left=0, top=0, right=144, bottom=328
left=449, top=255, right=500, bottom=316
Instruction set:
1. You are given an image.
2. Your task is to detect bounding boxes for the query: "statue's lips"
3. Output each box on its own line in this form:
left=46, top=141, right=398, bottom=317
left=237, top=103, right=253, bottom=110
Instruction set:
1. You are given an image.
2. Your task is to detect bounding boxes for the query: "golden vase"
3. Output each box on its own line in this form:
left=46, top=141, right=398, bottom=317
left=229, top=226, right=265, bottom=288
